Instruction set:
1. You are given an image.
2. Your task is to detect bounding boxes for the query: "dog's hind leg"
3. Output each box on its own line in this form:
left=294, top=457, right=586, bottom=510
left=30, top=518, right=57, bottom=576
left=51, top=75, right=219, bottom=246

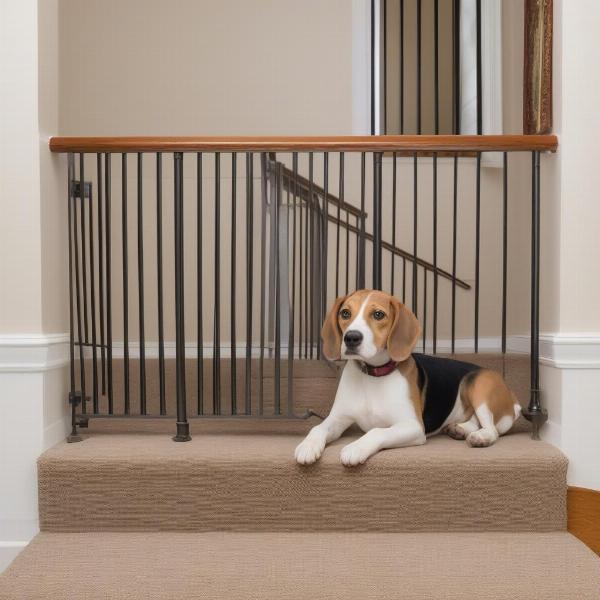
left=462, top=370, right=520, bottom=448
left=466, top=404, right=500, bottom=447
left=444, top=414, right=479, bottom=440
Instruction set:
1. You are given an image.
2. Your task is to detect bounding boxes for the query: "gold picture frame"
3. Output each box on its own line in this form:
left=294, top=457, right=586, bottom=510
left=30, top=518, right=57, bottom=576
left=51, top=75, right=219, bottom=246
left=523, top=0, right=553, bottom=134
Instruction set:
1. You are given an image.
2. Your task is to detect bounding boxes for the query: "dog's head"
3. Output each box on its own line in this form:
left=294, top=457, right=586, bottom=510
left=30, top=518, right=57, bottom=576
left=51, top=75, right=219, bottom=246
left=321, top=290, right=420, bottom=363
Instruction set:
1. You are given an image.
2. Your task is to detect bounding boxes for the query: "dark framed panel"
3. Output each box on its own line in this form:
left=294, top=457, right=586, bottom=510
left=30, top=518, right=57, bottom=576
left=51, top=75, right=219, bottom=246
left=524, top=0, right=553, bottom=134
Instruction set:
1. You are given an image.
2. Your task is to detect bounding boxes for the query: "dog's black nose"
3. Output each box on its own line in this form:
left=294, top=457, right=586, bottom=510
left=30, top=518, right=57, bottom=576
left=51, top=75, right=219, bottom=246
left=344, top=330, right=363, bottom=348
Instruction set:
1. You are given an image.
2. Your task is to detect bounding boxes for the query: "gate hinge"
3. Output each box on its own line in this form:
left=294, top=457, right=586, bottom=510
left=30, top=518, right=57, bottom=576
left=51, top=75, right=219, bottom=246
left=70, top=181, right=92, bottom=199
left=69, top=391, right=83, bottom=406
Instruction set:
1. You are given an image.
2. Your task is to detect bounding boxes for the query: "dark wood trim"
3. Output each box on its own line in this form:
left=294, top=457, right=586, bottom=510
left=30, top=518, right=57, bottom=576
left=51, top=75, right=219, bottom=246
left=524, top=0, right=553, bottom=134
left=568, top=486, right=600, bottom=556
left=49, top=135, right=558, bottom=154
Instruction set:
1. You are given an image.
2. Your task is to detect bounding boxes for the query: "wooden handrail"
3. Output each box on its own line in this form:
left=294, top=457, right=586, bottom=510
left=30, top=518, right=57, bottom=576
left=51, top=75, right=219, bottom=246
left=49, top=135, right=558, bottom=153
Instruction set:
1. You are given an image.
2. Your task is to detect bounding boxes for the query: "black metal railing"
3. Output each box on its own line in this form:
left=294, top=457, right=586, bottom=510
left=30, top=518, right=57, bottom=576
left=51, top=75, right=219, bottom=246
left=51, top=136, right=556, bottom=442
left=374, top=0, right=482, bottom=135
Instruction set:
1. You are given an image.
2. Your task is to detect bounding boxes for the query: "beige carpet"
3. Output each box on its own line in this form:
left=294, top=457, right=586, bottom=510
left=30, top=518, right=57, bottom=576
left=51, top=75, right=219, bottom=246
left=38, top=430, right=566, bottom=533
left=2, top=531, right=599, bottom=600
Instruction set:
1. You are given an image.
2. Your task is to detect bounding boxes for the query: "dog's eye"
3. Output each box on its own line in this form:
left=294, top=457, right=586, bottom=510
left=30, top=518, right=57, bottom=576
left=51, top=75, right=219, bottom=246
left=339, top=309, right=351, bottom=320
left=372, top=310, right=386, bottom=321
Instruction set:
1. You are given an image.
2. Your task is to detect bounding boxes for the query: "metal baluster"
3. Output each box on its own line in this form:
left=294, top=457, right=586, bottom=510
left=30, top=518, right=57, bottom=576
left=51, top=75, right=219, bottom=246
left=88, top=171, right=99, bottom=413
left=245, top=153, right=253, bottom=414
left=383, top=0, right=387, bottom=134
left=196, top=154, right=204, bottom=415
left=308, top=153, right=315, bottom=358
left=523, top=151, right=547, bottom=439
left=137, top=153, right=146, bottom=414
left=370, top=0, right=376, bottom=135
left=173, top=152, right=190, bottom=441
left=358, top=153, right=366, bottom=289
left=231, top=153, right=237, bottom=414
left=373, top=153, right=383, bottom=290
left=67, top=154, right=81, bottom=442
left=474, top=153, right=481, bottom=352
left=304, top=168, right=309, bottom=358
left=97, top=154, right=106, bottom=397
left=501, top=152, right=508, bottom=354
left=157, top=153, right=166, bottom=415
left=476, top=0, right=483, bottom=134
left=298, top=157, right=304, bottom=359
left=400, top=0, right=404, bottom=133
left=73, top=157, right=86, bottom=413
left=451, top=156, right=458, bottom=353
left=412, top=154, right=418, bottom=312
left=335, top=153, right=343, bottom=298
left=433, top=153, right=438, bottom=353
left=274, top=162, right=281, bottom=414
left=259, top=154, right=268, bottom=415
left=391, top=153, right=397, bottom=294
left=321, top=153, right=329, bottom=341
left=453, top=0, right=461, bottom=134
left=287, top=154, right=298, bottom=416
left=213, top=153, right=221, bottom=415
left=105, top=154, right=113, bottom=413
left=80, top=154, right=89, bottom=346
left=402, top=257, right=406, bottom=303
left=423, top=270, right=427, bottom=352
left=345, top=211, right=350, bottom=295
left=121, top=153, right=130, bottom=414
left=417, top=0, right=422, bottom=134
left=434, top=0, right=440, bottom=135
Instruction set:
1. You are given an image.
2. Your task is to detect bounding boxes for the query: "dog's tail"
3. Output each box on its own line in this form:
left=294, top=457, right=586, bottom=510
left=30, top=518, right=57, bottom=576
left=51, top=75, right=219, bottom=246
left=513, top=402, right=522, bottom=420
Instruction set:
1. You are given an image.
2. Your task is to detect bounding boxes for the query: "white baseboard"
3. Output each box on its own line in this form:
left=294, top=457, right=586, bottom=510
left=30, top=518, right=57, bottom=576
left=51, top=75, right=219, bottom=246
left=540, top=419, right=561, bottom=448
left=44, top=415, right=71, bottom=451
left=4, top=332, right=595, bottom=369
left=510, top=334, right=600, bottom=369
left=0, top=541, right=30, bottom=574
left=0, top=333, right=69, bottom=372
left=0, top=334, right=68, bottom=573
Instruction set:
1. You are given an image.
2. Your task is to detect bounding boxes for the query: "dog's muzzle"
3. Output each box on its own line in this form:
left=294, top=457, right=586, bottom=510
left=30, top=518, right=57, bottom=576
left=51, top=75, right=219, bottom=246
left=343, top=330, right=363, bottom=352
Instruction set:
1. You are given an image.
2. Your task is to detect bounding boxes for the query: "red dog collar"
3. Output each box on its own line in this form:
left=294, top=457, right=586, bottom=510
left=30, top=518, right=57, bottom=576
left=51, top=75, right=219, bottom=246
left=359, top=359, right=398, bottom=377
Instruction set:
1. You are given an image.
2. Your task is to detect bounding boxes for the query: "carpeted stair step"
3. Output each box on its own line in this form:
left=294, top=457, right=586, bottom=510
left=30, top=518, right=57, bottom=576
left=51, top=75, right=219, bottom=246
left=38, top=425, right=567, bottom=533
left=1, top=531, right=599, bottom=599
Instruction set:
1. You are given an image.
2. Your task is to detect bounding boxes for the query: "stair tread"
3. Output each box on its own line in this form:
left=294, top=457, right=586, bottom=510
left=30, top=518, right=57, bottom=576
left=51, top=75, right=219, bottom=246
left=42, top=427, right=560, bottom=467
left=2, top=531, right=599, bottom=599
left=38, top=430, right=567, bottom=533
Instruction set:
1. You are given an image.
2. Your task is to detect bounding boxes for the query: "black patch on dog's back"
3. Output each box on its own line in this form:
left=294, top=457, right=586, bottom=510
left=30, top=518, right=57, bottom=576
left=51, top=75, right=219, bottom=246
left=412, top=353, right=481, bottom=434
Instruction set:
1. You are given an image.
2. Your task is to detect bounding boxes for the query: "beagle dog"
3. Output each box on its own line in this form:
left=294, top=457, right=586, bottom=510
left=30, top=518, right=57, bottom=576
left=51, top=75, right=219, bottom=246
left=295, top=289, right=521, bottom=467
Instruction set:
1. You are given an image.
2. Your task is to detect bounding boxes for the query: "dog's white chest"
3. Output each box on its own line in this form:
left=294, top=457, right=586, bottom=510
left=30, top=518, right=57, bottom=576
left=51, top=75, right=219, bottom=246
left=336, top=362, right=418, bottom=431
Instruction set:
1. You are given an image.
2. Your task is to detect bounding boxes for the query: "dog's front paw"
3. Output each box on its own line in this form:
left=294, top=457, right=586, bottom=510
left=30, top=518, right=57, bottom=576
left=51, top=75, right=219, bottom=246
left=340, top=441, right=372, bottom=467
left=295, top=436, right=325, bottom=465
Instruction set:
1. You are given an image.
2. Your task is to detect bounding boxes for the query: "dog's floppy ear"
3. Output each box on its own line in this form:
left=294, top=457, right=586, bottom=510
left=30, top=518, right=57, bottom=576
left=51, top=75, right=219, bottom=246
left=321, top=295, right=348, bottom=361
left=387, top=298, right=420, bottom=362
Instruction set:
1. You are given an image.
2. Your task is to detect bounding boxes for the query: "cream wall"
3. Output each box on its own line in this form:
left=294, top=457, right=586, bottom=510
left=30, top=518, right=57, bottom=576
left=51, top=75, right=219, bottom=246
left=0, top=0, right=43, bottom=333
left=39, top=0, right=69, bottom=335
left=58, top=0, right=354, bottom=136
left=536, top=0, right=600, bottom=491
left=554, top=0, right=600, bottom=333
left=0, top=0, right=69, bottom=573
